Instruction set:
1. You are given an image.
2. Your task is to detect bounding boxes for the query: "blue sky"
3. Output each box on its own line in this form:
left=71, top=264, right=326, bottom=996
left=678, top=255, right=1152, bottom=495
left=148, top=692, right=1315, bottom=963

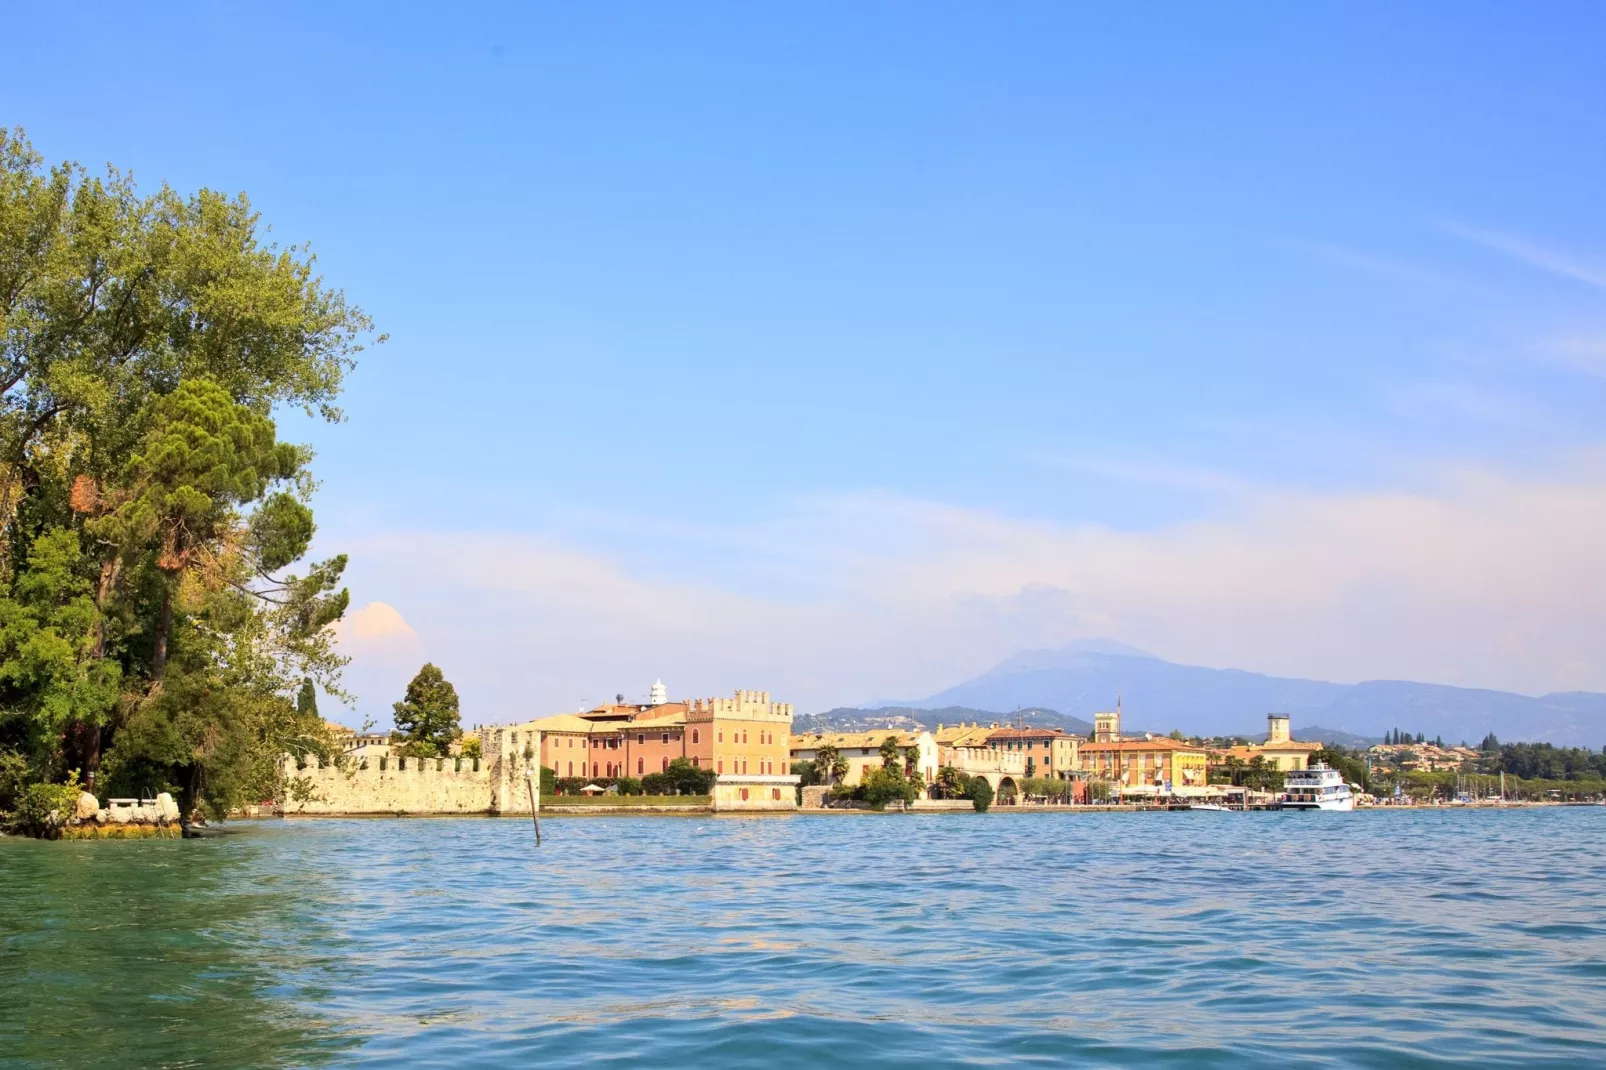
left=7, top=3, right=1606, bottom=724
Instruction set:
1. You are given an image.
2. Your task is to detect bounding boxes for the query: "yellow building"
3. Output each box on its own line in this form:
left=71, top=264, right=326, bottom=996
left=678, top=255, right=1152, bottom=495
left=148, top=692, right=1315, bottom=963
left=985, top=725, right=1079, bottom=779
left=1076, top=703, right=1208, bottom=793
left=1215, top=714, right=1324, bottom=772
left=790, top=729, right=938, bottom=789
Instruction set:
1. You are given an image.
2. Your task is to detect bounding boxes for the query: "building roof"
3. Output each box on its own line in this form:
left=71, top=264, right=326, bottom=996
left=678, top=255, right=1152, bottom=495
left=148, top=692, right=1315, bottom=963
left=934, top=724, right=996, bottom=747
left=1213, top=741, right=1324, bottom=761
left=986, top=726, right=1074, bottom=743
left=1080, top=738, right=1207, bottom=754
left=526, top=713, right=614, bottom=735
left=791, top=730, right=921, bottom=751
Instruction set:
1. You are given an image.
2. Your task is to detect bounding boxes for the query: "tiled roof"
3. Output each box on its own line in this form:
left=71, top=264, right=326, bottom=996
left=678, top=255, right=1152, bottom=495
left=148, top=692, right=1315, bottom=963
left=1079, top=738, right=1207, bottom=754
left=986, top=726, right=1074, bottom=742
left=791, top=730, right=920, bottom=750
left=934, top=725, right=996, bottom=746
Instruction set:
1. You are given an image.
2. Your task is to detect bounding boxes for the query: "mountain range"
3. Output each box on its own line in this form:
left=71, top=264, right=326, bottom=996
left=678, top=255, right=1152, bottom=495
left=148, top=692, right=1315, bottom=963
left=818, top=641, right=1606, bottom=747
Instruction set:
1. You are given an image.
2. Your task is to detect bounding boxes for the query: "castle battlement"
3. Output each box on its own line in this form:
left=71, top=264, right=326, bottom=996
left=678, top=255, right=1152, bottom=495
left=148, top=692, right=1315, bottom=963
left=686, top=689, right=794, bottom=724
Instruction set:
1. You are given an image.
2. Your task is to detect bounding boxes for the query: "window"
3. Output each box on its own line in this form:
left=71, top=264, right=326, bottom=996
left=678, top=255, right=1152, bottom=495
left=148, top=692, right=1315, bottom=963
left=661, top=733, right=669, bottom=744
left=592, top=762, right=599, bottom=777
left=718, top=731, right=724, bottom=743
left=717, top=760, right=724, bottom=774
left=661, top=757, right=668, bottom=772
left=566, top=761, right=572, bottom=776
left=637, top=757, right=644, bottom=774
left=637, top=734, right=645, bottom=745
left=692, top=730, right=699, bottom=744
left=772, top=788, right=781, bottom=800
left=742, top=731, right=748, bottom=744
left=692, top=756, right=700, bottom=767
left=740, top=788, right=750, bottom=801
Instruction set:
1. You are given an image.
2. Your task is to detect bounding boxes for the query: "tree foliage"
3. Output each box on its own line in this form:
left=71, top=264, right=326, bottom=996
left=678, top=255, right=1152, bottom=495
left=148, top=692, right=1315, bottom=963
left=390, top=663, right=460, bottom=758
left=0, top=128, right=376, bottom=823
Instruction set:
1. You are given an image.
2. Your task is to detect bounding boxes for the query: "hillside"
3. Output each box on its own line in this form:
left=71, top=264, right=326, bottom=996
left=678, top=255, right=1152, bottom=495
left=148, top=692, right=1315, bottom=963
left=795, top=706, right=1094, bottom=736
left=891, top=641, right=1606, bottom=747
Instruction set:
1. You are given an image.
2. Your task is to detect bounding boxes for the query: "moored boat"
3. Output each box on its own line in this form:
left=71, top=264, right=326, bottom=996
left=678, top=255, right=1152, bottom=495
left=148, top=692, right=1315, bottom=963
left=1278, top=762, right=1354, bottom=811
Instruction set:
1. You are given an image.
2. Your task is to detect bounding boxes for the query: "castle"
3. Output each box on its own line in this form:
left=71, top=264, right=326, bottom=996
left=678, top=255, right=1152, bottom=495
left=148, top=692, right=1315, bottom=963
left=280, top=685, right=799, bottom=815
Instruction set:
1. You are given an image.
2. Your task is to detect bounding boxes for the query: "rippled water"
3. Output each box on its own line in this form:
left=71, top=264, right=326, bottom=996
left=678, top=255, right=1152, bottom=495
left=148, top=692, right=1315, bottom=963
left=4, top=808, right=1606, bottom=1068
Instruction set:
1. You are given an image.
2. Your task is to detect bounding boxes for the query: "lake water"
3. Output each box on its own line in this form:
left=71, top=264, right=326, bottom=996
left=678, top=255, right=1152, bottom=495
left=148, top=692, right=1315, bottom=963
left=4, top=808, right=1606, bottom=1068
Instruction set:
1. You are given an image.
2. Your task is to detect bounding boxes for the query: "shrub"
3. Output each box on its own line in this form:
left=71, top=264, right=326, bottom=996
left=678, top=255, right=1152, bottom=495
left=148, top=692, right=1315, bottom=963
left=0, top=750, right=29, bottom=814
left=9, top=773, right=84, bottom=838
left=861, top=767, right=919, bottom=811
left=666, top=757, right=716, bottom=796
left=640, top=772, right=673, bottom=796
left=967, top=777, right=994, bottom=813
left=614, top=776, right=643, bottom=796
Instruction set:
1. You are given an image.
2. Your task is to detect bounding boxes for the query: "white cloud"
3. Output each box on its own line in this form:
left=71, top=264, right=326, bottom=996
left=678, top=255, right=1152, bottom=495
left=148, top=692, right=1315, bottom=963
left=1441, top=222, right=1606, bottom=289
left=329, top=601, right=423, bottom=730
left=328, top=465, right=1606, bottom=723
left=336, top=600, right=419, bottom=643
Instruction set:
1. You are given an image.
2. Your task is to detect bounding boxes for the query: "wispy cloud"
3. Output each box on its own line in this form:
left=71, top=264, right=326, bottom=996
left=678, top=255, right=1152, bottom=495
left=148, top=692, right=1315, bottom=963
left=329, top=465, right=1606, bottom=725
left=1024, top=452, right=1256, bottom=496
left=1441, top=222, right=1606, bottom=289
left=1544, top=336, right=1606, bottom=379
left=1300, top=242, right=1464, bottom=289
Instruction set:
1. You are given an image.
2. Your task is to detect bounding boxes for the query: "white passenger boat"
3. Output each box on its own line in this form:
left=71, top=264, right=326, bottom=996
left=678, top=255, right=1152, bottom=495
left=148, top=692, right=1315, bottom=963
left=1279, top=762, right=1354, bottom=811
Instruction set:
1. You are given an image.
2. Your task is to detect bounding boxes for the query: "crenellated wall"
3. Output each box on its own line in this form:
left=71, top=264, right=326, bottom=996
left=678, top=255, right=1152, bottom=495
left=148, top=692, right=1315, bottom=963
left=280, top=754, right=494, bottom=815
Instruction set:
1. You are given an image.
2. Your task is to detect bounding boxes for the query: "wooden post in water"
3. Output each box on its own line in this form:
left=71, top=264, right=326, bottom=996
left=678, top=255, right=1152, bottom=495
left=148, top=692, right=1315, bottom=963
left=524, top=765, right=541, bottom=846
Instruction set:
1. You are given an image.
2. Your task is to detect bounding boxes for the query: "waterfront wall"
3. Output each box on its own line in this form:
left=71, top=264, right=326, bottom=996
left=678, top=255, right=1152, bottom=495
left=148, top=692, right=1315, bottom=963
left=281, top=755, right=494, bottom=815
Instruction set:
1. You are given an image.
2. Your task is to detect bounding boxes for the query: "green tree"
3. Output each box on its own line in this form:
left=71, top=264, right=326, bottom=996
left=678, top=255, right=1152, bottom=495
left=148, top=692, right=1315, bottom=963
left=813, top=743, right=848, bottom=785
left=792, top=760, right=821, bottom=787
left=861, top=766, right=919, bottom=811
left=296, top=678, right=318, bottom=719
left=878, top=735, right=901, bottom=768
left=967, top=776, right=994, bottom=813
left=0, top=129, right=376, bottom=821
left=665, top=757, right=716, bottom=796
left=390, top=664, right=460, bottom=758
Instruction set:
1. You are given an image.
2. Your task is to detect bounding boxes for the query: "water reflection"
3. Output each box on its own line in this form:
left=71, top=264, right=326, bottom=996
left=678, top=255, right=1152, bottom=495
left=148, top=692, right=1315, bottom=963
left=0, top=828, right=357, bottom=1070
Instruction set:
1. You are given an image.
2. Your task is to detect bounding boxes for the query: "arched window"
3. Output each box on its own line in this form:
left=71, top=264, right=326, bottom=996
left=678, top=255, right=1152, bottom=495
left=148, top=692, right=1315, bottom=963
left=637, top=757, right=644, bottom=775
left=692, top=730, right=699, bottom=744
left=692, top=756, right=700, bottom=767
left=566, top=761, right=572, bottom=776
left=717, top=760, right=724, bottom=774
left=592, top=762, right=599, bottom=777
left=661, top=757, right=668, bottom=772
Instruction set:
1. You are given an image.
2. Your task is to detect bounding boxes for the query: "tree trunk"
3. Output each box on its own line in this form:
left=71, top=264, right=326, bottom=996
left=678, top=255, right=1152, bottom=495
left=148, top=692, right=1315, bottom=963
left=150, top=579, right=173, bottom=681
left=93, top=556, right=119, bottom=658
left=73, top=720, right=102, bottom=790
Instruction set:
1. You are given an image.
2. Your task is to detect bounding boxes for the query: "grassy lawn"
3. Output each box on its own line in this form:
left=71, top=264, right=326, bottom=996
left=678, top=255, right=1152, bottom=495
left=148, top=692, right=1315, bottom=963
left=541, top=794, right=709, bottom=807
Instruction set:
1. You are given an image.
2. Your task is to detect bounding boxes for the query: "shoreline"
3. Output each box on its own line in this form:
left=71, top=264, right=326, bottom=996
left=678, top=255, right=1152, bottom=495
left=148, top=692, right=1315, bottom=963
left=256, top=799, right=1591, bottom=820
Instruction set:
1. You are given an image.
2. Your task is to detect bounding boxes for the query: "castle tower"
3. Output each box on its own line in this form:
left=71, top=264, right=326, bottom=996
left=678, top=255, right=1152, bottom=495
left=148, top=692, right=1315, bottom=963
left=649, top=679, right=667, bottom=706
left=1094, top=698, right=1122, bottom=743
left=1267, top=713, right=1291, bottom=744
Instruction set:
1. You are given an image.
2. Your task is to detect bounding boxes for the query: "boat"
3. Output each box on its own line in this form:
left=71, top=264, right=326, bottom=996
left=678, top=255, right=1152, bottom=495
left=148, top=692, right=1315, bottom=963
left=1278, top=762, right=1355, bottom=811
left=1187, top=802, right=1232, bottom=811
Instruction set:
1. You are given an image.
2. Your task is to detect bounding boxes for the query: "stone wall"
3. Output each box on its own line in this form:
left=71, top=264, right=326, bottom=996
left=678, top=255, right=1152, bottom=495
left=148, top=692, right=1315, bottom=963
left=281, top=754, right=494, bottom=815
left=711, top=774, right=798, bottom=811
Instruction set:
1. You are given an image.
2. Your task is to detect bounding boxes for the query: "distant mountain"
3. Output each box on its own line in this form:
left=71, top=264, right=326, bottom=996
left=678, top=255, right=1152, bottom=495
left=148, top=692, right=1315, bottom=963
left=892, top=642, right=1606, bottom=747
left=795, top=705, right=1095, bottom=737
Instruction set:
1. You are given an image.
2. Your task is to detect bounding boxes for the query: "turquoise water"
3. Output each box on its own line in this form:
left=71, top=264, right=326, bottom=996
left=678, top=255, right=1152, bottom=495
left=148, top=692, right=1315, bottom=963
left=4, top=809, right=1606, bottom=1068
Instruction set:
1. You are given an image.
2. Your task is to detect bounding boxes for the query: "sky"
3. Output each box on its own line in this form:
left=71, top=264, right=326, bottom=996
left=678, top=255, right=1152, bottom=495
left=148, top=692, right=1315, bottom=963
left=5, top=2, right=1606, bottom=726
